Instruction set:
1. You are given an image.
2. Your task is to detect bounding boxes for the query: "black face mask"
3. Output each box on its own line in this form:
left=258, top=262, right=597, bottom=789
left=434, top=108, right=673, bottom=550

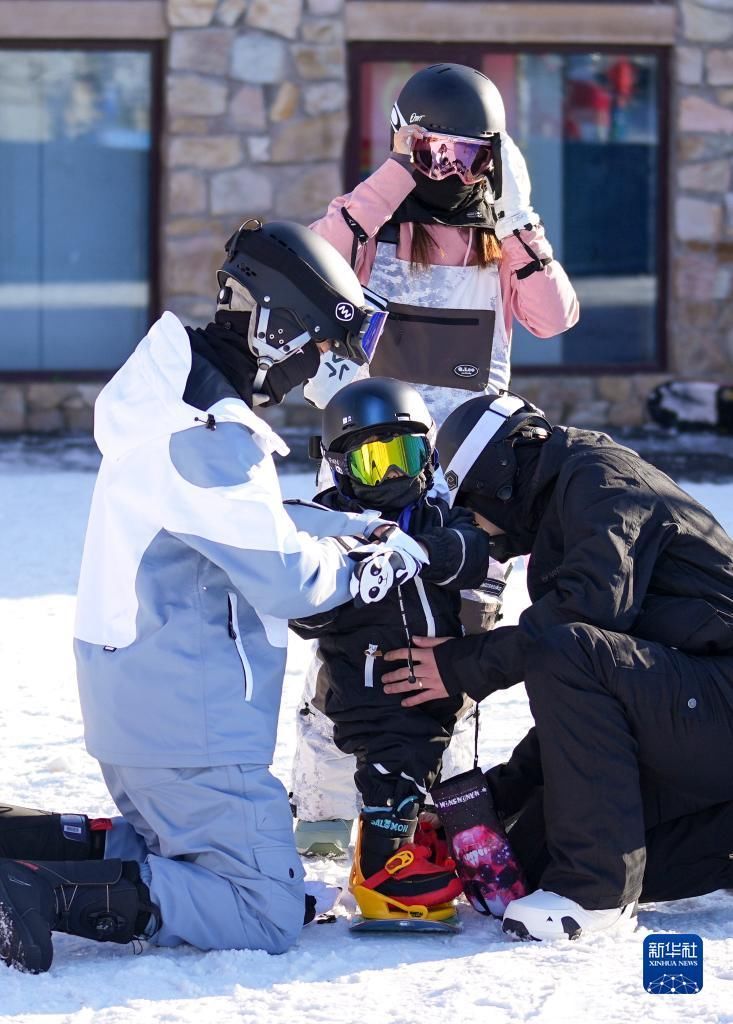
left=257, top=341, right=320, bottom=407
left=348, top=472, right=427, bottom=513
left=392, top=173, right=494, bottom=230
left=188, top=311, right=320, bottom=408
left=459, top=494, right=537, bottom=562
left=411, top=173, right=482, bottom=212
left=486, top=532, right=528, bottom=564
left=457, top=442, right=546, bottom=559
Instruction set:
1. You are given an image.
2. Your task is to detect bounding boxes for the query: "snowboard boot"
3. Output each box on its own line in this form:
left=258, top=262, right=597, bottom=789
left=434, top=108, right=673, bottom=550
left=294, top=818, right=352, bottom=858
left=0, top=858, right=160, bottom=973
left=349, top=800, right=463, bottom=922
left=0, top=803, right=111, bottom=861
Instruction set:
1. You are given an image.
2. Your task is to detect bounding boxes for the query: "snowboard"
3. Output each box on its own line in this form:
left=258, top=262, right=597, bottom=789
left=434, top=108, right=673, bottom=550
left=349, top=913, right=462, bottom=934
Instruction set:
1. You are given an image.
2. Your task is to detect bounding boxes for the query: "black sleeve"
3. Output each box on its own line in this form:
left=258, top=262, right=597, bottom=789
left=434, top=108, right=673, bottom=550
left=486, top=727, right=543, bottom=819
left=415, top=509, right=494, bottom=591
left=434, top=454, right=673, bottom=702
left=434, top=625, right=525, bottom=701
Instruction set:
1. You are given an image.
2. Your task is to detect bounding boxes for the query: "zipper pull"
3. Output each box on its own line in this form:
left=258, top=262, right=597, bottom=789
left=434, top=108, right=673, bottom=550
left=195, top=414, right=217, bottom=430
left=364, top=643, right=382, bottom=658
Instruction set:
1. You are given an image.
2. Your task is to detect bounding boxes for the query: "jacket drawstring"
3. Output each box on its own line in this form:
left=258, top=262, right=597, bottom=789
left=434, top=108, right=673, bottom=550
left=462, top=229, right=472, bottom=268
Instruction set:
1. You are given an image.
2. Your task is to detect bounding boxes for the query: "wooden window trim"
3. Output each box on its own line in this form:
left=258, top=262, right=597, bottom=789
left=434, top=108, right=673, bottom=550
left=0, top=2, right=167, bottom=40
left=344, top=2, right=677, bottom=45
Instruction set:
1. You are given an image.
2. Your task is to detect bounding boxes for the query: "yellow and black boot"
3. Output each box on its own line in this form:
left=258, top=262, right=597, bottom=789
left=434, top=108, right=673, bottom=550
left=349, top=799, right=463, bottom=922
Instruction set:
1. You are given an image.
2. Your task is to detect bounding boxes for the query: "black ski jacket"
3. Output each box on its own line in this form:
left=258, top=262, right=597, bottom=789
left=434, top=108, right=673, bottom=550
left=435, top=427, right=733, bottom=701
left=290, top=487, right=493, bottom=718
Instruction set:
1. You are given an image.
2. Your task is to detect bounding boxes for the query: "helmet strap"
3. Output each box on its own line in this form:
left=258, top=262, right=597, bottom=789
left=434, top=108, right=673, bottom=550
left=248, top=305, right=313, bottom=399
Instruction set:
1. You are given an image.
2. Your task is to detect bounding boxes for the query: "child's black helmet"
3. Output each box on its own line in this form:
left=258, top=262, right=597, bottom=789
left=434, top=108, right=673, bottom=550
left=317, top=378, right=436, bottom=492
left=321, top=377, right=435, bottom=454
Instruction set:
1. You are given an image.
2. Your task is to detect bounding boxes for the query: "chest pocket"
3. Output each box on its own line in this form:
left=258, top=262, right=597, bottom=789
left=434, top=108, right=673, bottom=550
left=370, top=301, right=495, bottom=392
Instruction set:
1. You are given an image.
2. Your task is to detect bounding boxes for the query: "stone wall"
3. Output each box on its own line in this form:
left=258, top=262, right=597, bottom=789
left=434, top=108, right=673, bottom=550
left=672, top=0, right=733, bottom=380
left=163, top=0, right=347, bottom=328
left=3, top=0, right=733, bottom=435
left=0, top=383, right=102, bottom=434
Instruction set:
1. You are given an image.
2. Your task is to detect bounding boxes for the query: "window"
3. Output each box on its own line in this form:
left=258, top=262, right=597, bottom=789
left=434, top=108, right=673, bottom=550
left=0, top=46, right=158, bottom=373
left=350, top=46, right=667, bottom=372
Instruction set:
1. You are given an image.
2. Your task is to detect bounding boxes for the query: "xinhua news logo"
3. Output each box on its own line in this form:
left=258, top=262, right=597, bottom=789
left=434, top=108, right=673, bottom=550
left=643, top=933, right=703, bottom=994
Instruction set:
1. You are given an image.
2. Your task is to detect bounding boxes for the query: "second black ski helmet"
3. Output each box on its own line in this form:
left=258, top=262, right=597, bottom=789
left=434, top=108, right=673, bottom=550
left=218, top=220, right=373, bottom=366
left=390, top=63, right=506, bottom=143
left=437, top=392, right=551, bottom=507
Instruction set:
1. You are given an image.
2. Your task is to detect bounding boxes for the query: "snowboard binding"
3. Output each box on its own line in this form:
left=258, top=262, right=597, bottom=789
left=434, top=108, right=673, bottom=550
left=349, top=803, right=463, bottom=931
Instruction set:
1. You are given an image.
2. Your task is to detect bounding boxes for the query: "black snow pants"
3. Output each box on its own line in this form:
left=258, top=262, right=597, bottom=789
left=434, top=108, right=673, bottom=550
left=488, top=623, right=733, bottom=910
left=329, top=690, right=466, bottom=808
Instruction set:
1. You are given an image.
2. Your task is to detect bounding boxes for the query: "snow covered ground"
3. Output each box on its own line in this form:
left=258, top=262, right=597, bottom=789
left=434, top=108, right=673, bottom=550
left=1, top=454, right=732, bottom=1024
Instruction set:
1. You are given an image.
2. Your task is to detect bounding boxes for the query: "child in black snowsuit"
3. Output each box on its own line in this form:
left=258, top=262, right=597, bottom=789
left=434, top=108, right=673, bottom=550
left=290, top=377, right=494, bottom=921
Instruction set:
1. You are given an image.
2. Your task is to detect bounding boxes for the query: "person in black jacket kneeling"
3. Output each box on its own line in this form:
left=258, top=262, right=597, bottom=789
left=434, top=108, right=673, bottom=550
left=290, top=377, right=494, bottom=924
left=381, top=391, right=733, bottom=941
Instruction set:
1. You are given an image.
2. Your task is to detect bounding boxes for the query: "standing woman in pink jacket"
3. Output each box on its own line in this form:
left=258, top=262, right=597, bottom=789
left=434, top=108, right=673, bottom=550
left=304, top=62, right=579, bottom=425
left=291, top=63, right=579, bottom=857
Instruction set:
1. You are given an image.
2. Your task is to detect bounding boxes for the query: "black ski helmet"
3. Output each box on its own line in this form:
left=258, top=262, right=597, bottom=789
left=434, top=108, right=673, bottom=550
left=218, top=220, right=371, bottom=365
left=390, top=63, right=506, bottom=144
left=437, top=392, right=551, bottom=507
left=320, top=377, right=435, bottom=454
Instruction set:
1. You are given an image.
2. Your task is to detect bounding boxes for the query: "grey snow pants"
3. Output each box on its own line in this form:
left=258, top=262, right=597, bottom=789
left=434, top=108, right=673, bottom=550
left=102, top=762, right=305, bottom=954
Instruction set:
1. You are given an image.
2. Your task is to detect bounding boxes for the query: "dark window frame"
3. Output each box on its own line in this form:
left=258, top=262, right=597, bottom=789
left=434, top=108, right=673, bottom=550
left=347, top=40, right=671, bottom=376
left=0, top=37, right=164, bottom=382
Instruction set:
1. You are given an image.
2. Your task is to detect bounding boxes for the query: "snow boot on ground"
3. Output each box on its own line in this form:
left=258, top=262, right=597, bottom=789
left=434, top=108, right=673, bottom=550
left=294, top=818, right=353, bottom=858
left=0, top=858, right=160, bottom=973
left=502, top=889, right=637, bottom=942
left=349, top=800, right=463, bottom=922
left=0, top=803, right=110, bottom=861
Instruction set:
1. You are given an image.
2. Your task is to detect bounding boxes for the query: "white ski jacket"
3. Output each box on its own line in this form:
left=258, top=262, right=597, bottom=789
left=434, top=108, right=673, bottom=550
left=74, top=312, right=382, bottom=768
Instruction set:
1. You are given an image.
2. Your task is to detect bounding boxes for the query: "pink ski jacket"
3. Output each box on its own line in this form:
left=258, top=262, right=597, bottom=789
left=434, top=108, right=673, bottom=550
left=310, top=158, right=579, bottom=344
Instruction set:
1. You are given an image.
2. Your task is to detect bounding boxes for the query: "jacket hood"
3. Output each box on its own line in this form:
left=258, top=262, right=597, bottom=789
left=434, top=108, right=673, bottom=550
left=94, top=311, right=288, bottom=462
left=470, top=427, right=623, bottom=555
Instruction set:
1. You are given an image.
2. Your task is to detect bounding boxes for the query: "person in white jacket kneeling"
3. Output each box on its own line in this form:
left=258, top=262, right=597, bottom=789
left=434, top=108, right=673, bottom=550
left=0, top=221, right=425, bottom=974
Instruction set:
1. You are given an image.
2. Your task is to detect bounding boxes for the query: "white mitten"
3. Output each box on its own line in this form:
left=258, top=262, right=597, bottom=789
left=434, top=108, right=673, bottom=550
left=303, top=350, right=362, bottom=409
left=359, top=523, right=429, bottom=564
left=349, top=526, right=427, bottom=606
left=349, top=548, right=422, bottom=606
left=492, top=132, right=541, bottom=241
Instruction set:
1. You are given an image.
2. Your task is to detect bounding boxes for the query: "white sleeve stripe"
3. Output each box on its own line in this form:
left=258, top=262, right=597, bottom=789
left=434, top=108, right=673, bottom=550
left=413, top=577, right=436, bottom=637
left=435, top=529, right=466, bottom=586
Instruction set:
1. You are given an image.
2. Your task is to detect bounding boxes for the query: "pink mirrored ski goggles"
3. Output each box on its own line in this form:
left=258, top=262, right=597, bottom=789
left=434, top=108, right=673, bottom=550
left=411, top=133, right=495, bottom=185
